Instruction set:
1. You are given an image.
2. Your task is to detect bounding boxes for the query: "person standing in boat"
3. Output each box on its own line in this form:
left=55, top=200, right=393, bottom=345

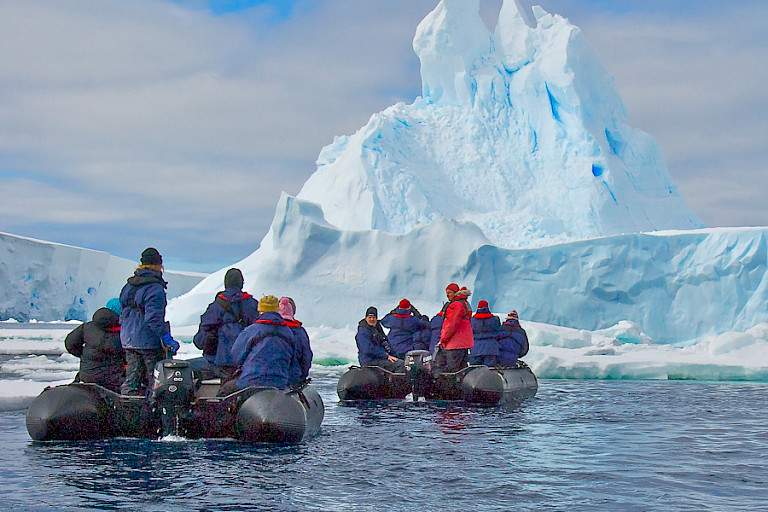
left=119, top=247, right=179, bottom=396
left=469, top=300, right=501, bottom=367
left=356, top=306, right=404, bottom=372
left=191, top=268, right=260, bottom=382
left=64, top=298, right=125, bottom=393
left=219, top=295, right=296, bottom=396
left=380, top=299, right=429, bottom=359
left=434, top=285, right=474, bottom=373
left=497, top=310, right=529, bottom=367
left=279, top=296, right=313, bottom=388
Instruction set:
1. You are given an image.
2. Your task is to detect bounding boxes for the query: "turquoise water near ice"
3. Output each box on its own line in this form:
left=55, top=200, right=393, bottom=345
left=1, top=368, right=767, bottom=511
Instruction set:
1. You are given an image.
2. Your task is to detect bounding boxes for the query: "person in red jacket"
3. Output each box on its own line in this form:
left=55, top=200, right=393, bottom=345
left=434, top=285, right=474, bottom=373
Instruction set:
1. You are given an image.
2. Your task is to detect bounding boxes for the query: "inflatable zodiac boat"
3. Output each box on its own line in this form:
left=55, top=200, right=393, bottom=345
left=26, top=359, right=324, bottom=443
left=338, top=350, right=537, bottom=405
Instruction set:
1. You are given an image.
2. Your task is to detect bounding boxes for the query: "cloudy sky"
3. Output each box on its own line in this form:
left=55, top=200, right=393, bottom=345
left=1, top=0, right=766, bottom=272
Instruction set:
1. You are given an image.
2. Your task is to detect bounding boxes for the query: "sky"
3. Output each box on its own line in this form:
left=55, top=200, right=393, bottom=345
left=1, top=0, right=766, bottom=272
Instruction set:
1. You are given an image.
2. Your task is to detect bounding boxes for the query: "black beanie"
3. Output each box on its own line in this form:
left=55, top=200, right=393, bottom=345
left=224, top=268, right=244, bottom=290
left=141, top=247, right=162, bottom=266
left=365, top=306, right=378, bottom=318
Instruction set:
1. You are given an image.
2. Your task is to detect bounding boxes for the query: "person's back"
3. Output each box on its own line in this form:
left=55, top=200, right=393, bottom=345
left=429, top=311, right=444, bottom=354
left=120, top=267, right=167, bottom=350
left=470, top=301, right=501, bottom=366
left=498, top=310, right=529, bottom=367
left=413, top=314, right=431, bottom=351
left=279, top=297, right=313, bottom=388
left=230, top=297, right=295, bottom=390
left=380, top=299, right=428, bottom=359
left=119, top=248, right=173, bottom=395
left=193, top=268, right=259, bottom=380
left=65, top=303, right=124, bottom=392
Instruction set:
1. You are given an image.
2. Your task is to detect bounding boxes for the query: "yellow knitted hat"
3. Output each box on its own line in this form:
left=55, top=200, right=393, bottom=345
left=258, top=295, right=279, bottom=313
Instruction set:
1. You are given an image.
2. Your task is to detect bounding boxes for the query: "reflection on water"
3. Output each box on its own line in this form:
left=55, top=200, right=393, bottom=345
left=25, top=438, right=310, bottom=509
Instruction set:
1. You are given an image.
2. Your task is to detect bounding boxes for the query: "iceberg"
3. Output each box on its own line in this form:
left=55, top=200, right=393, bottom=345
left=297, top=0, right=702, bottom=249
left=0, top=232, right=206, bottom=322
left=169, top=194, right=768, bottom=345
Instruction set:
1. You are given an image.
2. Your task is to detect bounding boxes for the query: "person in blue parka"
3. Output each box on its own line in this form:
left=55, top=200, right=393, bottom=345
left=497, top=310, right=529, bottom=367
left=278, top=296, right=313, bottom=388
left=356, top=306, right=404, bottom=372
left=469, top=300, right=501, bottom=366
left=428, top=310, right=444, bottom=355
left=219, top=295, right=296, bottom=396
left=119, top=247, right=178, bottom=395
left=192, top=268, right=260, bottom=382
left=380, top=299, right=429, bottom=359
left=414, top=313, right=431, bottom=352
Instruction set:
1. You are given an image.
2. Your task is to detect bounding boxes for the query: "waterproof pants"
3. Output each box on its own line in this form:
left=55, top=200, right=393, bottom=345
left=433, top=348, right=469, bottom=373
left=122, top=348, right=164, bottom=395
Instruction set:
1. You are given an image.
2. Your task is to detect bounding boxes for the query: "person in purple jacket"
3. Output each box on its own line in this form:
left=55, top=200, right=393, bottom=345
left=119, top=247, right=178, bottom=396
left=218, top=295, right=296, bottom=396
left=428, top=310, right=444, bottom=355
left=497, top=310, right=529, bottom=367
left=380, top=299, right=429, bottom=359
left=469, top=300, right=501, bottom=366
left=192, top=268, right=260, bottom=382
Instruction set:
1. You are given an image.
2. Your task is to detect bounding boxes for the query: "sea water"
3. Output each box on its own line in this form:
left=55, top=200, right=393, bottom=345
left=1, top=369, right=767, bottom=511
left=1, top=324, right=767, bottom=511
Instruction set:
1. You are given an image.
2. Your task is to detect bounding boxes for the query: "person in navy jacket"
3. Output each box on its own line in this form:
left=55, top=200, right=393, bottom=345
left=380, top=299, right=429, bottom=359
left=223, top=295, right=296, bottom=395
left=119, top=247, right=177, bottom=395
left=497, top=310, right=529, bottom=367
left=355, top=306, right=404, bottom=372
left=279, top=296, right=313, bottom=388
left=428, top=310, right=444, bottom=355
left=192, top=268, right=259, bottom=382
left=469, top=300, right=501, bottom=366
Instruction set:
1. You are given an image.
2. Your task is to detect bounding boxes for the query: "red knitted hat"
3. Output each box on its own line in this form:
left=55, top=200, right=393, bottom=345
left=399, top=298, right=411, bottom=309
left=477, top=300, right=489, bottom=309
left=446, top=283, right=460, bottom=293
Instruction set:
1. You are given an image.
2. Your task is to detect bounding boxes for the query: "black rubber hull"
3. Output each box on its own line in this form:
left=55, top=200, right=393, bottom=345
left=457, top=365, right=538, bottom=405
left=337, top=363, right=538, bottom=405
left=26, top=383, right=324, bottom=443
left=336, top=366, right=410, bottom=401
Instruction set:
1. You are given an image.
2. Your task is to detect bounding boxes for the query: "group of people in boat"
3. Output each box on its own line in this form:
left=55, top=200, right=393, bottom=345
left=65, top=247, right=312, bottom=396
left=356, top=282, right=529, bottom=374
left=192, top=269, right=313, bottom=397
left=65, top=248, right=530, bottom=396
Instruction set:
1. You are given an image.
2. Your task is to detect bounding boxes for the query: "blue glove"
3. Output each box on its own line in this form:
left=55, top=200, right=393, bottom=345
left=161, top=333, right=180, bottom=355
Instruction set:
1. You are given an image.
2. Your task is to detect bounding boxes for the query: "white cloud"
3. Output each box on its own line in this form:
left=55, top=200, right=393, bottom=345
left=0, top=0, right=766, bottom=270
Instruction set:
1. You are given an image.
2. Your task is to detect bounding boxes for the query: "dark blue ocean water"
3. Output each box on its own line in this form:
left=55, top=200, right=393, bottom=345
left=1, top=368, right=767, bottom=511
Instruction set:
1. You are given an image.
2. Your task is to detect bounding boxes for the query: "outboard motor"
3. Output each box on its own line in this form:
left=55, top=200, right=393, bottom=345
left=404, top=350, right=432, bottom=400
left=151, top=360, right=195, bottom=437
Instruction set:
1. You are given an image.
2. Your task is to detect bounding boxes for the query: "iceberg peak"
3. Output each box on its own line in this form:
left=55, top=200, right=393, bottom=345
left=299, top=0, right=702, bottom=249
left=413, top=0, right=492, bottom=106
